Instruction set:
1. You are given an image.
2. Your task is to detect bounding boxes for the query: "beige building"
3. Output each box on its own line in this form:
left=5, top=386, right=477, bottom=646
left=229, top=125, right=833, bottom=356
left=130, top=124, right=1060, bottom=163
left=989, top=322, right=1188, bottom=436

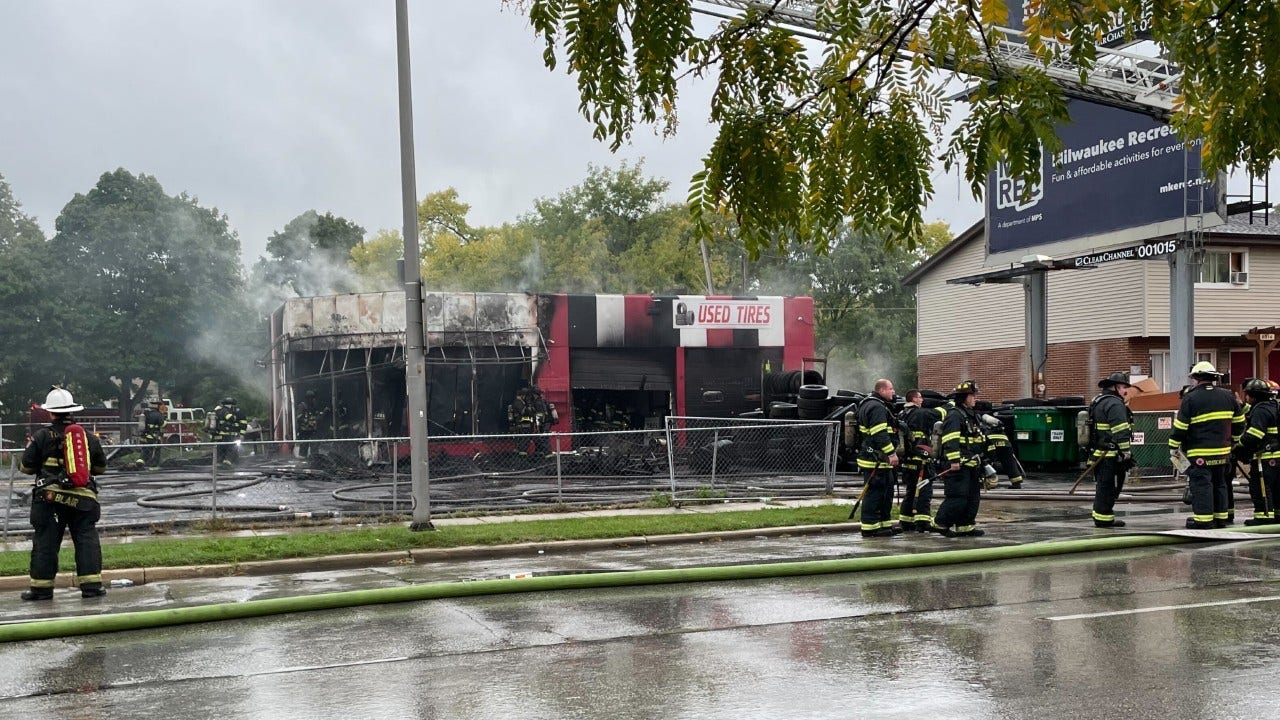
left=904, top=211, right=1280, bottom=403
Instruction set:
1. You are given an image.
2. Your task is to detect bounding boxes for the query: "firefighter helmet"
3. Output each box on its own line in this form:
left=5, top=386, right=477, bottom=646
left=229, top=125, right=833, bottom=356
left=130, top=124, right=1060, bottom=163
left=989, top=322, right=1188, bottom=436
left=1243, top=378, right=1271, bottom=397
left=1190, top=361, right=1221, bottom=379
left=952, top=380, right=978, bottom=397
left=222, top=397, right=236, bottom=406
left=1269, top=380, right=1280, bottom=394
left=1098, top=371, right=1132, bottom=388
left=41, top=387, right=84, bottom=414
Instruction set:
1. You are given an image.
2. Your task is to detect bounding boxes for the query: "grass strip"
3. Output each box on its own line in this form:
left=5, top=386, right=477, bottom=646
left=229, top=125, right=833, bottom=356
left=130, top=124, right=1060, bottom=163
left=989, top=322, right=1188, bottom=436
left=0, top=505, right=854, bottom=577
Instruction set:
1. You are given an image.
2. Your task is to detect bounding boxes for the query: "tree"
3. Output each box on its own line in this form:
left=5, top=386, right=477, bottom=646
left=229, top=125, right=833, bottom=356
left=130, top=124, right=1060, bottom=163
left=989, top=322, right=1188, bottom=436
left=253, top=210, right=366, bottom=302
left=48, top=169, right=250, bottom=417
left=418, top=168, right=738, bottom=294
left=759, top=221, right=951, bottom=390
left=0, top=173, right=54, bottom=432
left=513, top=1, right=1280, bottom=255
left=350, top=228, right=405, bottom=292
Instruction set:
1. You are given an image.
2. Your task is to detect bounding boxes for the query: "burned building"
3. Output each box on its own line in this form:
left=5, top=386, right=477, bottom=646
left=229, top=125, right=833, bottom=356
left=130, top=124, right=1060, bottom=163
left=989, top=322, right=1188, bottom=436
left=268, top=291, right=815, bottom=447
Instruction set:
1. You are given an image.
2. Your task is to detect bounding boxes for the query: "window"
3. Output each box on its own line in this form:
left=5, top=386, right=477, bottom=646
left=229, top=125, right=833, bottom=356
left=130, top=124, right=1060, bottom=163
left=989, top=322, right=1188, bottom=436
left=1149, top=350, right=1216, bottom=391
left=1197, top=249, right=1248, bottom=286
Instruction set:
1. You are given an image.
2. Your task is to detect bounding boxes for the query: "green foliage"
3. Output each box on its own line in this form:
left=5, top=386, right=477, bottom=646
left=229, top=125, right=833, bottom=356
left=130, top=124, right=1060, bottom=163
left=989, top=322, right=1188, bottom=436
left=48, top=169, right=252, bottom=416
left=350, top=228, right=405, bottom=292
left=253, top=210, right=366, bottom=300
left=514, top=0, right=1280, bottom=255
left=0, top=173, right=50, bottom=428
left=421, top=164, right=740, bottom=294
left=759, top=221, right=951, bottom=390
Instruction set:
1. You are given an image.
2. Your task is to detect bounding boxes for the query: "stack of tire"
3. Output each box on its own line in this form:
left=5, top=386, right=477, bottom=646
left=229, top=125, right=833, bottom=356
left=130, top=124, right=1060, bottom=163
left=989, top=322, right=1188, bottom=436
left=759, top=371, right=825, bottom=471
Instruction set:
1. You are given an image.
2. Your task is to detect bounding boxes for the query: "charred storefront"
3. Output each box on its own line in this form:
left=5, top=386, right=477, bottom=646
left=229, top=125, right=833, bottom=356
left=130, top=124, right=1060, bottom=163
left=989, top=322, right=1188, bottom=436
left=268, top=291, right=815, bottom=447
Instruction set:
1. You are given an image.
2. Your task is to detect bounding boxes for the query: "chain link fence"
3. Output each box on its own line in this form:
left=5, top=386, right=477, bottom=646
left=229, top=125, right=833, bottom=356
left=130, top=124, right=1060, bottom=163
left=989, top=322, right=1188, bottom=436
left=0, top=419, right=850, bottom=537
left=1130, top=410, right=1177, bottom=481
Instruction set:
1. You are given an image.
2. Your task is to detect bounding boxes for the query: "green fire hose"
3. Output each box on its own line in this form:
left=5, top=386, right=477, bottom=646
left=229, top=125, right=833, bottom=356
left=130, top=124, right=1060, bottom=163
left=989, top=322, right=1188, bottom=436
left=1, top=526, right=1276, bottom=643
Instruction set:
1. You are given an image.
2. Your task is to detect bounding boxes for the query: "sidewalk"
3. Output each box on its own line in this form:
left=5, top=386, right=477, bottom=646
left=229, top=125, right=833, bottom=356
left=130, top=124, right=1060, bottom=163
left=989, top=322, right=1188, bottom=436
left=0, top=498, right=861, bottom=591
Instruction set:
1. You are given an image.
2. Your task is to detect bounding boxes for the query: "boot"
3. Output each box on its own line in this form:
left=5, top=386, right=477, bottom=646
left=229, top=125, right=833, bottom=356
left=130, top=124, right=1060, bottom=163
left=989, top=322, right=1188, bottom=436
left=861, top=528, right=895, bottom=538
left=1185, top=518, right=1215, bottom=530
left=20, top=588, right=53, bottom=601
left=1244, top=518, right=1270, bottom=526
left=1214, top=519, right=1230, bottom=529
left=80, top=585, right=107, bottom=599
left=914, top=520, right=932, bottom=533
left=889, top=525, right=905, bottom=535
left=1094, top=519, right=1126, bottom=528
left=1010, top=481, right=1023, bottom=490
left=956, top=528, right=986, bottom=537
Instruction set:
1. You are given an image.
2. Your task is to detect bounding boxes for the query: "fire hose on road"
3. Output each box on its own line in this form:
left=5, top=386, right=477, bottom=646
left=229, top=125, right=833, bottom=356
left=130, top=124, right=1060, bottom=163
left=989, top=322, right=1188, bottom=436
left=1, top=525, right=1277, bottom=643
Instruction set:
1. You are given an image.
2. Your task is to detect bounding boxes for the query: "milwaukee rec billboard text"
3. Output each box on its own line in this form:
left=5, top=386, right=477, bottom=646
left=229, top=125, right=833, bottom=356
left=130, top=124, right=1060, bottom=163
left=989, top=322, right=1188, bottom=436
left=984, top=99, right=1222, bottom=266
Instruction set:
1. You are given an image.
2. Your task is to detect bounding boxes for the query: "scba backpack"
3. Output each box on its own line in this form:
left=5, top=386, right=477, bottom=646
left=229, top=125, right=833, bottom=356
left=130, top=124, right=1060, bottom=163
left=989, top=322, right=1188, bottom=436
left=61, top=423, right=92, bottom=488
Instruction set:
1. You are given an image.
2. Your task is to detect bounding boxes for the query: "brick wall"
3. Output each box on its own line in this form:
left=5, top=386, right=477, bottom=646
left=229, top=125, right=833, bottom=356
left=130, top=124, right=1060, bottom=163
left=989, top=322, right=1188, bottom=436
left=920, top=338, right=1264, bottom=402
left=920, top=339, right=1148, bottom=402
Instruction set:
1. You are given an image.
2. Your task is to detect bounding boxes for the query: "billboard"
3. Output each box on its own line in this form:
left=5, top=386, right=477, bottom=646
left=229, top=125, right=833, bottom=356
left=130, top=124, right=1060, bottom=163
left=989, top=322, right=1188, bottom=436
left=985, top=99, right=1225, bottom=266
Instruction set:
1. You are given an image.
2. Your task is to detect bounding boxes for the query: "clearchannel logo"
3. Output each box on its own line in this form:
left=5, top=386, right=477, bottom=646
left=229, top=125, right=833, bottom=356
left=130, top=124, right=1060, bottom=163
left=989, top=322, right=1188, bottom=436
left=994, top=147, right=1044, bottom=213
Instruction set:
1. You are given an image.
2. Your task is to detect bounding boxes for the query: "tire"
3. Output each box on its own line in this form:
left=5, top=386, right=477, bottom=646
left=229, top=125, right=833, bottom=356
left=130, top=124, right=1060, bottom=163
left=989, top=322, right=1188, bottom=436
left=769, top=402, right=798, bottom=419
left=802, top=369, right=824, bottom=386
left=766, top=372, right=793, bottom=395
left=798, top=384, right=828, bottom=400
left=835, top=389, right=860, bottom=398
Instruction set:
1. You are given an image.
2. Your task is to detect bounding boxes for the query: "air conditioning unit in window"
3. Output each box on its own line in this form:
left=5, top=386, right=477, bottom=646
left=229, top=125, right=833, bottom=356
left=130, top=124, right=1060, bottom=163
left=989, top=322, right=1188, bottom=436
left=1230, top=271, right=1249, bottom=284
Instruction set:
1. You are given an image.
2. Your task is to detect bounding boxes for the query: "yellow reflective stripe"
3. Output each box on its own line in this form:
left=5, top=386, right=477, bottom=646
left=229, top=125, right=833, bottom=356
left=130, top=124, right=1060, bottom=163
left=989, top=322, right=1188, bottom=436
left=879, top=443, right=894, bottom=454
left=1247, top=427, right=1266, bottom=439
left=28, top=578, right=55, bottom=588
left=1187, top=447, right=1231, bottom=457
left=1110, top=423, right=1131, bottom=432
left=1193, top=513, right=1214, bottom=522
left=864, top=423, right=888, bottom=435
left=1116, top=442, right=1131, bottom=450
left=1234, top=413, right=1247, bottom=423
left=941, top=431, right=960, bottom=443
left=1092, top=511, right=1115, bottom=522
left=1189, top=410, right=1236, bottom=423
left=1173, top=419, right=1189, bottom=430
left=1095, top=423, right=1112, bottom=430
left=77, top=574, right=102, bottom=584
left=1168, top=440, right=1182, bottom=448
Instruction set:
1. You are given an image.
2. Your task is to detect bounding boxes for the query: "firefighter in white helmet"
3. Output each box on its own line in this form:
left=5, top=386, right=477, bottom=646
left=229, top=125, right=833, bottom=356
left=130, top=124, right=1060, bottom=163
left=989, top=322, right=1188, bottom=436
left=19, top=387, right=107, bottom=600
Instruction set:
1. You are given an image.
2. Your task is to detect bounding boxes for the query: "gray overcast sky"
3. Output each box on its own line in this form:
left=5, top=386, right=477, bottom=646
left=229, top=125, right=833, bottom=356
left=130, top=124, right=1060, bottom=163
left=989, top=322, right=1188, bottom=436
left=0, top=1, right=1003, bottom=265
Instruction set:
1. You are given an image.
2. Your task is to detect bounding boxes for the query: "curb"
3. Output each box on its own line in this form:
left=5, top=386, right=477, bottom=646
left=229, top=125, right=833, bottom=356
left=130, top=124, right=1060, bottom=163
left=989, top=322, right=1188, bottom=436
left=0, top=522, right=863, bottom=592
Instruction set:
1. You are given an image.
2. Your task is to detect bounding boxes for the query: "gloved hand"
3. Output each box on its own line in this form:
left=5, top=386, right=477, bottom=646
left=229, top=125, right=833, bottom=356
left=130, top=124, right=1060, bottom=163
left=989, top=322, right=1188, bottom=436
left=1118, top=451, right=1135, bottom=471
left=1232, top=445, right=1252, bottom=465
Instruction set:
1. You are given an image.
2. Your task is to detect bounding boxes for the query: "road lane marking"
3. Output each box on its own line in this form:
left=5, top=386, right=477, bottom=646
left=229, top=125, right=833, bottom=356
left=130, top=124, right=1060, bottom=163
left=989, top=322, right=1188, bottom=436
left=1047, top=594, right=1280, bottom=621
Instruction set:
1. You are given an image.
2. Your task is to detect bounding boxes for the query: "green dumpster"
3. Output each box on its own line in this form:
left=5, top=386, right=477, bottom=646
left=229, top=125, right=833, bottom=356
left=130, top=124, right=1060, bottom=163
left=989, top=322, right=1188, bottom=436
left=1011, top=406, right=1084, bottom=469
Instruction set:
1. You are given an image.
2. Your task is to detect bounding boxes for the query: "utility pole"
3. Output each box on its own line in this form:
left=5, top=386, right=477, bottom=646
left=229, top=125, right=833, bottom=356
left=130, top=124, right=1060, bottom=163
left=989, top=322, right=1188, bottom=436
left=396, top=0, right=432, bottom=530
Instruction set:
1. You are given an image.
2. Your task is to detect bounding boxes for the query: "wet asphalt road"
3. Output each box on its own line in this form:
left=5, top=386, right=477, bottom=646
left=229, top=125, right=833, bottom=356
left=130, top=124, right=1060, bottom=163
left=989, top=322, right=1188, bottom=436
left=0, top=502, right=1279, bottom=719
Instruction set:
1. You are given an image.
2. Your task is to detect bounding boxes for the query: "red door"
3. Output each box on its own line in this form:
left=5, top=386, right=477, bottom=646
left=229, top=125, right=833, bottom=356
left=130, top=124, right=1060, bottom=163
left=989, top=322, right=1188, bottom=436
left=1230, top=350, right=1256, bottom=391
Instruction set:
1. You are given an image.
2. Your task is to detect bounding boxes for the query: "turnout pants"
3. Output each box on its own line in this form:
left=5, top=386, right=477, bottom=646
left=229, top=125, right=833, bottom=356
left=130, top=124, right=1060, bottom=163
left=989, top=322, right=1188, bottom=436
left=1187, top=461, right=1230, bottom=526
left=859, top=466, right=896, bottom=532
left=898, top=458, right=934, bottom=527
left=28, top=494, right=103, bottom=590
left=933, top=465, right=981, bottom=532
left=1091, top=457, right=1126, bottom=525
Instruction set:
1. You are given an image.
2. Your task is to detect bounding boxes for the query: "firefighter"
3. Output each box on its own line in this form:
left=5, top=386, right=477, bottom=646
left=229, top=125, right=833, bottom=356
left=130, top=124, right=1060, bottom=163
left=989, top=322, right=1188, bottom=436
left=139, top=400, right=166, bottom=468
left=1169, top=362, right=1244, bottom=529
left=932, top=381, right=987, bottom=537
left=19, top=387, right=108, bottom=600
left=897, top=389, right=944, bottom=533
left=1234, top=378, right=1280, bottom=525
left=296, top=389, right=325, bottom=458
left=211, top=396, right=248, bottom=465
left=856, top=378, right=901, bottom=538
left=1088, top=371, right=1134, bottom=528
left=508, top=386, right=557, bottom=457
left=982, top=412, right=1024, bottom=489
